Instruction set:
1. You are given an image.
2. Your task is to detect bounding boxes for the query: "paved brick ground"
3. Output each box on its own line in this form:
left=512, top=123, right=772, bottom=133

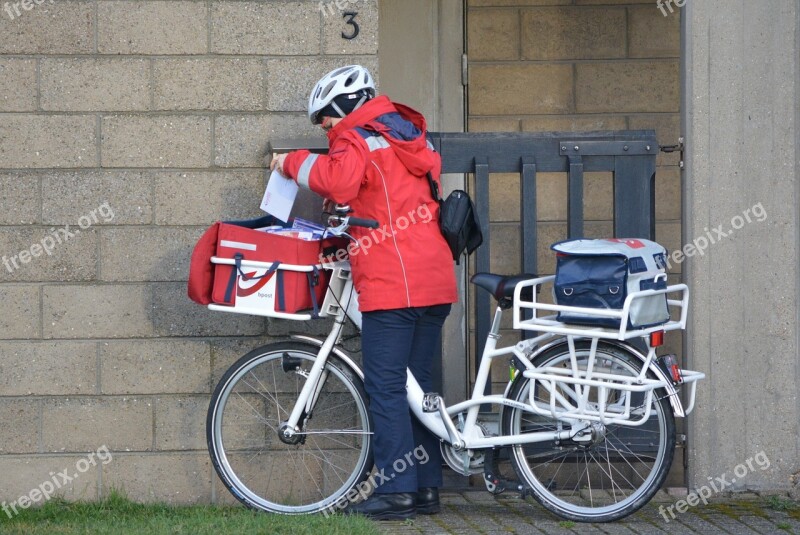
left=375, top=490, right=800, bottom=535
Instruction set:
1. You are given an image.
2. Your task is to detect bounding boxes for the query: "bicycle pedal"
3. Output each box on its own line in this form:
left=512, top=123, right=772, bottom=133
left=422, top=392, right=441, bottom=413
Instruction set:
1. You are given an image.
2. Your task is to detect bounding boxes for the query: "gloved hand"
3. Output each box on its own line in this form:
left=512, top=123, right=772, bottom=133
left=269, top=153, right=288, bottom=175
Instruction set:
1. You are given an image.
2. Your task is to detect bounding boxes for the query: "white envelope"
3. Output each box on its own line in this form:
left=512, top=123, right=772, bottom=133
left=260, top=168, right=299, bottom=222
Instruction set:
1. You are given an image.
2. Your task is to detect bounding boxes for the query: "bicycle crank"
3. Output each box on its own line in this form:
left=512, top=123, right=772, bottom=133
left=440, top=421, right=488, bottom=476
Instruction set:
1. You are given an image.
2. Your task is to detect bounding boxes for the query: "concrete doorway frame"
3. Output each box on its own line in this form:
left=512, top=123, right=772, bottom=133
left=379, top=0, right=469, bottom=403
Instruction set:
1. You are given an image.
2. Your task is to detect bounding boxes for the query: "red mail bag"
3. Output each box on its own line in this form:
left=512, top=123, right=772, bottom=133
left=188, top=216, right=346, bottom=315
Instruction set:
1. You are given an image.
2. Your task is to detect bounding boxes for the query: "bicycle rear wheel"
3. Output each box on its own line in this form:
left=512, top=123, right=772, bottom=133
left=207, top=341, right=373, bottom=514
left=502, top=340, right=675, bottom=522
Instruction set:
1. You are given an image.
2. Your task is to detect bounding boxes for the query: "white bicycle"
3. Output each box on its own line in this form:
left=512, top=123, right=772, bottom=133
left=206, top=209, right=704, bottom=522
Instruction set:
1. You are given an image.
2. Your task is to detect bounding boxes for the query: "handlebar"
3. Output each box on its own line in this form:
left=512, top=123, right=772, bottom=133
left=346, top=217, right=380, bottom=229
left=325, top=204, right=379, bottom=233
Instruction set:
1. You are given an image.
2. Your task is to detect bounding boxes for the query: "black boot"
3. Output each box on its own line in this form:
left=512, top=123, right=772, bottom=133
left=344, top=492, right=416, bottom=520
left=416, top=487, right=440, bottom=514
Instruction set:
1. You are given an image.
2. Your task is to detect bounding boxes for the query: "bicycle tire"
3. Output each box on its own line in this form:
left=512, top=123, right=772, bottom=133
left=501, top=340, right=676, bottom=522
left=207, top=341, right=373, bottom=514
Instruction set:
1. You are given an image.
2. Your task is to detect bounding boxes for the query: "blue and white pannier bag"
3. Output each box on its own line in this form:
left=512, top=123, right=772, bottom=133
left=551, top=238, right=670, bottom=329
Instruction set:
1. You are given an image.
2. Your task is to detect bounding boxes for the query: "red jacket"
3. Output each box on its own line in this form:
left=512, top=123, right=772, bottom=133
left=283, top=96, right=457, bottom=312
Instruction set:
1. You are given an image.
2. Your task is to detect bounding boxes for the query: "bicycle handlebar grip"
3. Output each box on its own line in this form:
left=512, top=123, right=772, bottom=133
left=347, top=217, right=380, bottom=229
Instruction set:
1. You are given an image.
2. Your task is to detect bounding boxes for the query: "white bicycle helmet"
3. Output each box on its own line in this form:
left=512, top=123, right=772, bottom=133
left=308, top=65, right=376, bottom=125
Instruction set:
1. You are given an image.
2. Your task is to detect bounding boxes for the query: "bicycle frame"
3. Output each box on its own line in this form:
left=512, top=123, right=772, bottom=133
left=407, top=305, right=582, bottom=449
left=279, top=262, right=581, bottom=449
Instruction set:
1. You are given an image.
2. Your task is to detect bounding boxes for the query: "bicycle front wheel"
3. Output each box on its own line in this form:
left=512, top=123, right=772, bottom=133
left=502, top=340, right=676, bottom=522
left=207, top=342, right=373, bottom=514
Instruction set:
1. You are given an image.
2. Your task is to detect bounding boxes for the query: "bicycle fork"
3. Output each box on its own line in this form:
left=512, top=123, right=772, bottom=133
left=279, top=315, right=347, bottom=442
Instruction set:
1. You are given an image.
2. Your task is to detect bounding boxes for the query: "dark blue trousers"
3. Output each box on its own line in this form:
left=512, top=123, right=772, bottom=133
left=361, top=303, right=451, bottom=494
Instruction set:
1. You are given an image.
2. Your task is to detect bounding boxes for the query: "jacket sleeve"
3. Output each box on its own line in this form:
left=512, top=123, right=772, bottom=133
left=283, top=133, right=369, bottom=204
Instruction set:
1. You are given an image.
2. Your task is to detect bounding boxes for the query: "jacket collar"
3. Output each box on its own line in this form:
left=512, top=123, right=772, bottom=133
left=326, top=95, right=397, bottom=142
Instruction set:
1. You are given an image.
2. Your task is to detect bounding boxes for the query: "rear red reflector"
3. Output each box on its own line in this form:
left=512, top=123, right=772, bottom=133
left=650, top=330, right=664, bottom=347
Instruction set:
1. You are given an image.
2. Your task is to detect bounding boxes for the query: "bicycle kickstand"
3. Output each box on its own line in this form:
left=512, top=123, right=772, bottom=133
left=479, top=448, right=512, bottom=495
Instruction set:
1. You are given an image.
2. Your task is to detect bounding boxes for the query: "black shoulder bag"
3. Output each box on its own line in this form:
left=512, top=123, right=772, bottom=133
left=426, top=172, right=483, bottom=264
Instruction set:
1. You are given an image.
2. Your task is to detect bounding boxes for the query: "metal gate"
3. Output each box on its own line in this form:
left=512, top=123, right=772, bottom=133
left=426, top=129, right=659, bottom=393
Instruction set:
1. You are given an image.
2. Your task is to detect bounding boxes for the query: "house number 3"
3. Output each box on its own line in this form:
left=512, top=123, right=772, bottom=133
left=342, top=11, right=360, bottom=40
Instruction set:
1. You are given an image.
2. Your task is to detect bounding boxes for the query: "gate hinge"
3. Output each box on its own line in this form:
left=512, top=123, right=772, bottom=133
left=461, top=53, right=469, bottom=86
left=659, top=137, right=685, bottom=169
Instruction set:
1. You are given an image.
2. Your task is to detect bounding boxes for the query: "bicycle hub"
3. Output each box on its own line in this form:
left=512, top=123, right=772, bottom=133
left=278, top=422, right=306, bottom=446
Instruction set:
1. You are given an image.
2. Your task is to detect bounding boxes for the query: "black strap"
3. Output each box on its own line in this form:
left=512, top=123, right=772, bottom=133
left=426, top=171, right=444, bottom=205
left=224, top=253, right=244, bottom=303
left=423, top=131, right=443, bottom=206
left=306, top=266, right=321, bottom=319
left=275, top=270, right=285, bottom=312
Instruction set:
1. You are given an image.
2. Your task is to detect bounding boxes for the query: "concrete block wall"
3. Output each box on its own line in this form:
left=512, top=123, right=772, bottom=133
left=684, top=0, right=799, bottom=493
left=465, top=0, right=683, bottom=395
left=0, top=0, right=378, bottom=505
